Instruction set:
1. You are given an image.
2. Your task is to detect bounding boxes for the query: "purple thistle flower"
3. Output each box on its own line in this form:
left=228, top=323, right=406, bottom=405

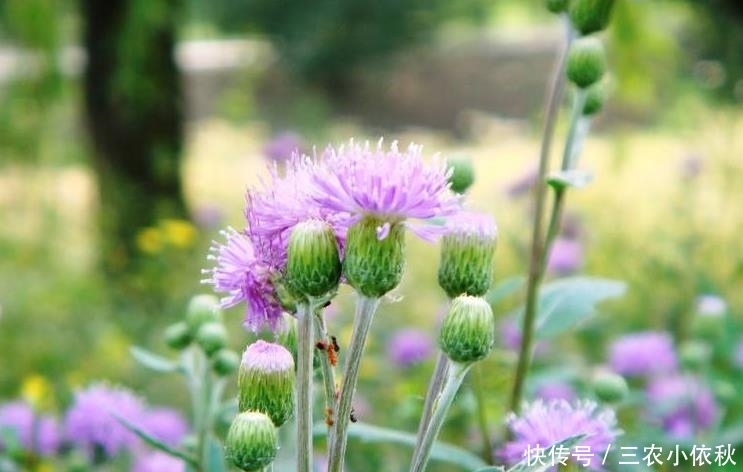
left=132, top=451, right=185, bottom=472
left=136, top=408, right=188, bottom=448
left=608, top=331, right=678, bottom=377
left=645, top=374, right=718, bottom=439
left=263, top=131, right=304, bottom=163
left=242, top=339, right=295, bottom=373
left=309, top=139, right=461, bottom=241
left=0, top=401, right=60, bottom=456
left=63, top=383, right=146, bottom=459
left=499, top=399, right=620, bottom=470
left=387, top=329, right=434, bottom=367
left=535, top=382, right=577, bottom=402
left=546, top=238, right=583, bottom=276
left=202, top=227, right=285, bottom=332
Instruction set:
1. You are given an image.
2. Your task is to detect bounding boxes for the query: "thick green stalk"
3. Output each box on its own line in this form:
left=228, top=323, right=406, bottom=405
left=327, top=295, right=381, bottom=472
left=409, top=362, right=471, bottom=472
left=508, top=17, right=573, bottom=415
left=296, top=303, right=315, bottom=472
left=314, top=308, right=338, bottom=432
left=413, top=352, right=449, bottom=454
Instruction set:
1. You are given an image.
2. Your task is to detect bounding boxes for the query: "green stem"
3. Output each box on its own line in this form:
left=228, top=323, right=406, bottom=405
left=413, top=351, right=449, bottom=455
left=296, top=302, right=315, bottom=472
left=472, top=363, right=493, bottom=464
left=508, top=16, right=573, bottom=415
left=409, top=362, right=471, bottom=472
left=314, top=308, right=338, bottom=433
left=327, top=295, right=381, bottom=472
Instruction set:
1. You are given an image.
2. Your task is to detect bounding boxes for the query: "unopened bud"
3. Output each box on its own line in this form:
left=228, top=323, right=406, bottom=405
left=343, top=216, right=405, bottom=298
left=213, top=349, right=241, bottom=376
left=567, top=37, right=607, bottom=89
left=570, top=0, right=615, bottom=36
left=285, top=220, right=341, bottom=299
left=186, top=294, right=223, bottom=334
left=196, top=322, right=228, bottom=356
left=164, top=322, right=191, bottom=350
left=546, top=0, right=569, bottom=14
left=439, top=296, right=495, bottom=364
left=438, top=213, right=497, bottom=298
left=582, top=82, right=607, bottom=116
left=447, top=156, right=475, bottom=194
left=592, top=370, right=628, bottom=404
left=225, top=411, right=278, bottom=472
left=238, top=340, right=295, bottom=427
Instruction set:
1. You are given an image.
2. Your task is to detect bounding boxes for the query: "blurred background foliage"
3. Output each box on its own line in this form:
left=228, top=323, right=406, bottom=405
left=1, top=0, right=743, bottom=468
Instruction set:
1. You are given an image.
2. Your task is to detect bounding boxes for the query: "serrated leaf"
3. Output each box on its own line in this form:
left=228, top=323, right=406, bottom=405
left=547, top=169, right=593, bottom=190
left=521, top=277, right=625, bottom=338
left=313, top=422, right=488, bottom=470
left=114, top=414, right=197, bottom=466
left=130, top=346, right=181, bottom=373
left=505, top=434, right=587, bottom=472
left=205, top=434, right=226, bottom=472
left=486, top=276, right=526, bottom=304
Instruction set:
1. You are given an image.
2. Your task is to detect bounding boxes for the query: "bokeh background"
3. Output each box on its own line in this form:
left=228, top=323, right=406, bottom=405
left=1, top=0, right=743, bottom=469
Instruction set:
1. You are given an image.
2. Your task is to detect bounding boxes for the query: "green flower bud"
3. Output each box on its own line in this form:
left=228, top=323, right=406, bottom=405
left=186, top=294, right=223, bottom=334
left=238, top=340, right=295, bottom=427
left=567, top=38, right=607, bottom=89
left=285, top=219, right=342, bottom=299
left=163, top=321, right=191, bottom=350
left=225, top=411, right=278, bottom=472
left=213, top=349, right=241, bottom=376
left=439, top=296, right=495, bottom=364
left=678, top=340, right=711, bottom=371
left=447, top=156, right=475, bottom=194
left=591, top=370, right=628, bottom=404
left=438, top=213, right=497, bottom=298
left=546, top=0, right=570, bottom=14
left=569, top=0, right=614, bottom=36
left=582, top=82, right=607, bottom=115
left=195, top=322, right=228, bottom=356
left=343, top=216, right=405, bottom=298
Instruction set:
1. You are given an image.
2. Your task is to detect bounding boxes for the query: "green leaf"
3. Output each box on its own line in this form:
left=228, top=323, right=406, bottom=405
left=546, top=169, right=593, bottom=190
left=130, top=346, right=181, bottom=373
left=114, top=414, right=198, bottom=467
left=503, top=434, right=587, bottom=472
left=528, top=276, right=626, bottom=338
left=486, top=276, right=525, bottom=304
left=313, top=422, right=488, bottom=470
left=205, top=434, right=227, bottom=472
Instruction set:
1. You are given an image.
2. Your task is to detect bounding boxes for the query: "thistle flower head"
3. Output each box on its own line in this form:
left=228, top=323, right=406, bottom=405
left=0, top=400, right=60, bottom=456
left=608, top=331, right=677, bottom=377
left=225, top=411, right=278, bottom=472
left=138, top=407, right=189, bottom=448
left=645, top=374, right=718, bottom=439
left=202, top=227, right=285, bottom=332
left=63, top=383, right=146, bottom=459
left=499, top=399, right=620, bottom=470
left=238, top=340, right=296, bottom=427
left=438, top=212, right=497, bottom=298
left=310, top=139, right=461, bottom=241
left=439, top=295, right=495, bottom=364
left=285, top=219, right=342, bottom=299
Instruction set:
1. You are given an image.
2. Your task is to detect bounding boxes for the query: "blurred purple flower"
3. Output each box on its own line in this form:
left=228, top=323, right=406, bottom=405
left=387, top=329, right=434, bottom=367
left=499, top=319, right=548, bottom=357
left=546, top=238, right=583, bottom=276
left=645, top=374, right=718, bottom=439
left=263, top=131, right=304, bottom=163
left=309, top=139, right=461, bottom=241
left=191, top=204, right=224, bottom=230
left=498, top=399, right=620, bottom=470
left=695, top=294, right=727, bottom=317
left=0, top=401, right=60, bottom=456
left=535, top=382, right=576, bottom=402
left=505, top=167, right=538, bottom=199
left=137, top=408, right=188, bottom=448
left=608, top=331, right=677, bottom=377
left=132, top=451, right=185, bottom=472
left=202, top=227, right=285, bottom=332
left=64, top=383, right=146, bottom=459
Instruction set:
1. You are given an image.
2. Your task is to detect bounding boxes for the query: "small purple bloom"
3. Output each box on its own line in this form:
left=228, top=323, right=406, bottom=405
left=242, top=339, right=295, bottom=373
left=132, top=451, right=185, bottom=472
left=137, top=408, right=188, bottom=448
left=0, top=401, right=60, bottom=456
left=263, top=131, right=304, bottom=163
left=546, top=238, right=583, bottom=276
left=499, top=319, right=548, bottom=357
left=608, top=331, right=678, bottom=377
left=309, top=139, right=461, bottom=241
left=387, top=329, right=434, bottom=367
left=645, top=374, right=718, bottom=439
left=202, top=227, right=285, bottom=332
left=499, top=399, right=620, bottom=470
left=695, top=294, right=727, bottom=317
left=64, top=383, right=146, bottom=459
left=535, top=382, right=576, bottom=402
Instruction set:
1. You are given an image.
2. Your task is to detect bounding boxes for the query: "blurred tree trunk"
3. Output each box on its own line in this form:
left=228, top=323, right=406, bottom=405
left=81, top=0, right=186, bottom=277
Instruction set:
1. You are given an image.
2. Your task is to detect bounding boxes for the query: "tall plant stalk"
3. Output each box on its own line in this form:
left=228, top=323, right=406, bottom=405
left=296, top=302, right=315, bottom=472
